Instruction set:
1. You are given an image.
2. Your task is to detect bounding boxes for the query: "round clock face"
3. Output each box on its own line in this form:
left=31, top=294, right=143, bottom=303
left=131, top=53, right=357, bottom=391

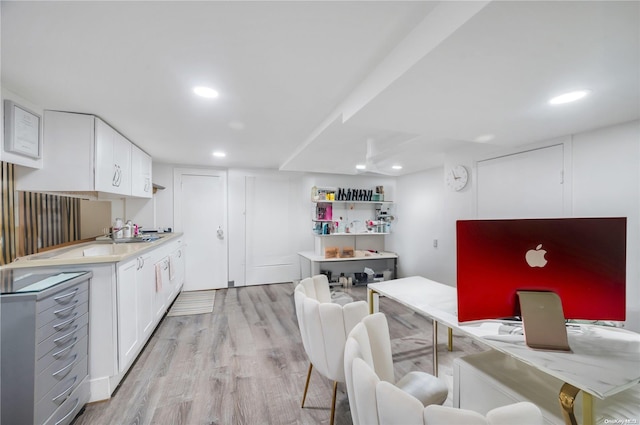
left=446, top=165, right=469, bottom=191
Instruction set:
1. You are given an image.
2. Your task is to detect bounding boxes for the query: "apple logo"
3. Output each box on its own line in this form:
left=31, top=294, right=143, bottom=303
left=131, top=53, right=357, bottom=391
left=525, top=244, right=548, bottom=267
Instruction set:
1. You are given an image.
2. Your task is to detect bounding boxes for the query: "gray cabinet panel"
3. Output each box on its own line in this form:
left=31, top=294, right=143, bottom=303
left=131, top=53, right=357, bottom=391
left=1, top=272, right=91, bottom=425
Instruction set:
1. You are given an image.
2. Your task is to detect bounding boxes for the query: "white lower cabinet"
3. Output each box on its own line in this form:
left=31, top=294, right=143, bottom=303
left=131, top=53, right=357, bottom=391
left=169, top=242, right=185, bottom=296
left=153, top=256, right=170, bottom=320
left=116, top=251, right=156, bottom=374
left=137, top=253, right=155, bottom=340
left=116, top=259, right=139, bottom=372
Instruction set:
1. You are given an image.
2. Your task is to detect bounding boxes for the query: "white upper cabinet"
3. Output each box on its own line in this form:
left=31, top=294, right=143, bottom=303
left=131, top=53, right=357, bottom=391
left=95, top=118, right=132, bottom=196
left=15, top=110, right=149, bottom=198
left=131, top=144, right=152, bottom=198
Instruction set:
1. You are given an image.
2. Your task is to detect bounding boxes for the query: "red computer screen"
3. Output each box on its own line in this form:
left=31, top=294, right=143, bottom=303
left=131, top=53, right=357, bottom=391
left=456, top=217, right=627, bottom=323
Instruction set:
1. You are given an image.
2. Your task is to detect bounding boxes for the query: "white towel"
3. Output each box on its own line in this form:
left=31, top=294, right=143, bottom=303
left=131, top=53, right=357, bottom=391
left=155, top=262, right=163, bottom=292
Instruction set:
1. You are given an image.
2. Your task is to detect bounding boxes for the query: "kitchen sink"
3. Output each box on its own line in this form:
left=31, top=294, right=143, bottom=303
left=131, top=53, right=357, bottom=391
left=95, top=235, right=163, bottom=243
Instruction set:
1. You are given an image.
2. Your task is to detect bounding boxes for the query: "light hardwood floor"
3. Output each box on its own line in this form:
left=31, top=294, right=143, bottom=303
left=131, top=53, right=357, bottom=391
left=72, top=283, right=486, bottom=425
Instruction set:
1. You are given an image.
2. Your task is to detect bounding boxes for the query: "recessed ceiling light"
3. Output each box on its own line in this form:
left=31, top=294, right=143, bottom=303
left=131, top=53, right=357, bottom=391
left=356, top=164, right=366, bottom=170
left=548, top=90, right=590, bottom=105
left=194, top=86, right=219, bottom=98
left=392, top=165, right=403, bottom=170
left=212, top=151, right=226, bottom=158
left=474, top=134, right=495, bottom=143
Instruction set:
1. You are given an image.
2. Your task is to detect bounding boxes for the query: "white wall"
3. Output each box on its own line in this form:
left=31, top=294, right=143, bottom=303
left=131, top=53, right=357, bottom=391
left=425, top=120, right=640, bottom=331
left=226, top=170, right=397, bottom=286
left=571, top=120, right=640, bottom=330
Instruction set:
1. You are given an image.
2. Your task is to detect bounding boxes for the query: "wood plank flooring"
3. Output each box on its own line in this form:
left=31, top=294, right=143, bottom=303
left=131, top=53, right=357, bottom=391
left=72, top=283, right=487, bottom=425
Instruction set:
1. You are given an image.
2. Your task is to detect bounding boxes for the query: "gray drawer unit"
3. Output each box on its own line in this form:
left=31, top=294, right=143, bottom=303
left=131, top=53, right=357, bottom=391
left=1, top=271, right=92, bottom=425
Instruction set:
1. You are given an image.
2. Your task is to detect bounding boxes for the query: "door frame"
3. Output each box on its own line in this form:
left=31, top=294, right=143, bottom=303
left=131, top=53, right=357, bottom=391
left=173, top=167, right=228, bottom=288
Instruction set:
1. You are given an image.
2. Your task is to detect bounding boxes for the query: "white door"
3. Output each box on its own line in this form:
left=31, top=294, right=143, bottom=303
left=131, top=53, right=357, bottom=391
left=174, top=169, right=227, bottom=290
left=477, top=144, right=565, bottom=219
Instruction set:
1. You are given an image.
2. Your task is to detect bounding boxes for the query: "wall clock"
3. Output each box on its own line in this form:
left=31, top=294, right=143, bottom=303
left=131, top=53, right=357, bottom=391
left=446, top=165, right=469, bottom=191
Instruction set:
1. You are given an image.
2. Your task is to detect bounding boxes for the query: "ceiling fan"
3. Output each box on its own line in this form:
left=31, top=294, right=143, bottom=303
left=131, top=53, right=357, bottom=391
left=355, top=138, right=396, bottom=176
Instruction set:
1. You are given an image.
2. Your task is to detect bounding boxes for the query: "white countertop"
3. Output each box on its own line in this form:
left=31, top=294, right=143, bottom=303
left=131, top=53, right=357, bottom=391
left=2, top=233, right=183, bottom=269
left=298, top=250, right=398, bottom=262
left=368, top=276, right=640, bottom=399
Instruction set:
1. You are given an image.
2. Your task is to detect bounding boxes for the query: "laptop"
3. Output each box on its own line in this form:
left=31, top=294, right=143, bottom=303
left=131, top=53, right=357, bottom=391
left=517, top=290, right=571, bottom=351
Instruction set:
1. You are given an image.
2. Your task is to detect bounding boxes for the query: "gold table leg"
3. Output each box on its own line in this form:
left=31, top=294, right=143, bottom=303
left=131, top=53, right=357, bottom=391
left=448, top=327, right=453, bottom=351
left=433, top=320, right=439, bottom=376
left=368, top=288, right=375, bottom=314
left=559, top=383, right=593, bottom=425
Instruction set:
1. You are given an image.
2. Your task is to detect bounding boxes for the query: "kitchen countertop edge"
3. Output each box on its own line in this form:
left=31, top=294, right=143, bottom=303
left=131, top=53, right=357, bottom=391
left=1, top=233, right=184, bottom=269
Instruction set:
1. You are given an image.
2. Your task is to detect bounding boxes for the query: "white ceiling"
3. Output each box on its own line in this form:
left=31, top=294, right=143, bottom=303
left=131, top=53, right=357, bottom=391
left=2, top=1, right=639, bottom=176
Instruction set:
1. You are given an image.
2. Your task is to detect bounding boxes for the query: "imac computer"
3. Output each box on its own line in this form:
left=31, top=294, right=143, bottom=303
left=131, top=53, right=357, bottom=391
left=456, top=217, right=627, bottom=350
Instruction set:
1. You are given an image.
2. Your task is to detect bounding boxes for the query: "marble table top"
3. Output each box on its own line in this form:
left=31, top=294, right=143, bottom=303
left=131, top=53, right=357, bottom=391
left=368, top=276, right=640, bottom=399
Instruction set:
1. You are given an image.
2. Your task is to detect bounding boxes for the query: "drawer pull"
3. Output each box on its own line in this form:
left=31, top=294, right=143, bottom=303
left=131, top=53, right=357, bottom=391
left=54, top=300, right=78, bottom=316
left=53, top=337, right=79, bottom=358
left=54, top=326, right=79, bottom=345
left=55, top=398, right=80, bottom=425
left=52, top=355, right=78, bottom=378
left=52, top=376, right=78, bottom=403
left=54, top=289, right=78, bottom=303
left=53, top=313, right=78, bottom=331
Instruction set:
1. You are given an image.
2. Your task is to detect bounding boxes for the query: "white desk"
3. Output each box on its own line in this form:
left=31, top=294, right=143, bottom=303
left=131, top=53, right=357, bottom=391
left=367, top=276, right=640, bottom=425
left=298, top=251, right=398, bottom=281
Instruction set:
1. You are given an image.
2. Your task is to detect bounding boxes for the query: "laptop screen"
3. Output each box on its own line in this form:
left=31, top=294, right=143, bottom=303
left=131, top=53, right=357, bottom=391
left=456, top=217, right=626, bottom=323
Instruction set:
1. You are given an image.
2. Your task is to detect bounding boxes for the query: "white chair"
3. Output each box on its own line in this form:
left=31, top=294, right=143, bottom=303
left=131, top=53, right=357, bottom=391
left=423, top=402, right=544, bottom=425
left=351, top=357, right=544, bottom=425
left=294, top=274, right=369, bottom=425
left=345, top=312, right=449, bottom=425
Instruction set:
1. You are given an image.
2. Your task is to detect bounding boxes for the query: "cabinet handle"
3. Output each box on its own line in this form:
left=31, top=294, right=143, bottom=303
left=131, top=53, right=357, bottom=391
left=177, top=250, right=182, bottom=258
left=139, top=256, right=145, bottom=269
left=53, top=337, right=79, bottom=358
left=162, top=260, right=169, bottom=270
left=55, top=398, right=80, bottom=425
left=54, top=289, right=78, bottom=303
left=52, top=355, right=78, bottom=378
left=144, top=177, right=151, bottom=192
left=53, top=313, right=78, bottom=331
left=112, top=164, right=122, bottom=187
left=54, top=326, right=79, bottom=345
left=54, top=300, right=78, bottom=316
left=52, top=376, right=78, bottom=403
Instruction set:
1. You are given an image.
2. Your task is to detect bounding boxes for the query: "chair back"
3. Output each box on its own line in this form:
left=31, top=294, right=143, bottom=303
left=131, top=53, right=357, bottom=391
left=344, top=313, right=396, bottom=425
left=294, top=276, right=368, bottom=382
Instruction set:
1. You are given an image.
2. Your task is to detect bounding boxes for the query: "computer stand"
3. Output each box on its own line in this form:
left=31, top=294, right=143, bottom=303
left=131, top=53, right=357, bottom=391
left=517, top=290, right=571, bottom=351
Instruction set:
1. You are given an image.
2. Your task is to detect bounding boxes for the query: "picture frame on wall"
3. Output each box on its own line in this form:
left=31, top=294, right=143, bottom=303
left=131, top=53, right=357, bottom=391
left=4, top=99, right=42, bottom=159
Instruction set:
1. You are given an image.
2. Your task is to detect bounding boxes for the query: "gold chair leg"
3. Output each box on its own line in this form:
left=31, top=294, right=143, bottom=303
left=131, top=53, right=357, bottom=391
left=330, top=381, right=338, bottom=425
left=301, top=362, right=313, bottom=408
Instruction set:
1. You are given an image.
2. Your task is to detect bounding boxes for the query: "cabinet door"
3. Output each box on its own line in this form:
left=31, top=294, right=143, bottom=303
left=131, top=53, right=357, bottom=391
left=131, top=145, right=152, bottom=198
left=116, top=259, right=139, bottom=372
left=94, top=118, right=116, bottom=193
left=15, top=111, right=95, bottom=192
left=153, top=257, right=171, bottom=320
left=170, top=244, right=185, bottom=297
left=95, top=119, right=132, bottom=196
left=112, top=131, right=132, bottom=196
left=137, top=253, right=155, bottom=340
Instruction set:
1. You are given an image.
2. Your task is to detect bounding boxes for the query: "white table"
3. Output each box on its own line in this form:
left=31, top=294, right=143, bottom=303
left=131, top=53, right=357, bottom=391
left=367, top=276, right=640, bottom=425
left=298, top=251, right=398, bottom=281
